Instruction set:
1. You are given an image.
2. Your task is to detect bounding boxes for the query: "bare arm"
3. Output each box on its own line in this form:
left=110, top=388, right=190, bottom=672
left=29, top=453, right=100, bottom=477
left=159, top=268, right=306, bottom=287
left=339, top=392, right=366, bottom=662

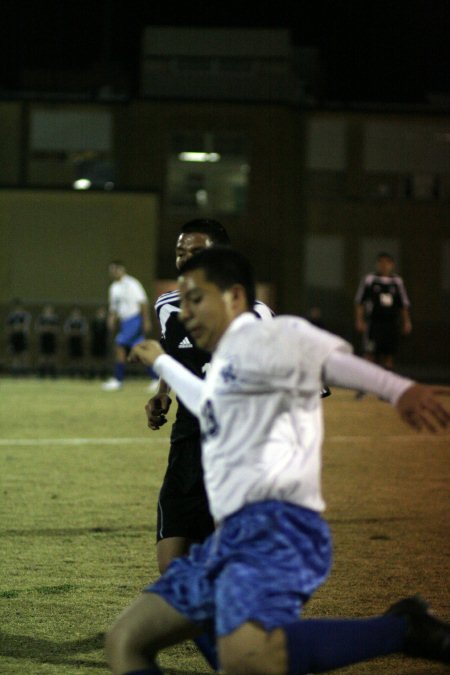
left=107, top=310, right=118, bottom=333
left=139, top=301, right=152, bottom=336
left=355, top=304, right=367, bottom=333
left=400, top=307, right=412, bottom=335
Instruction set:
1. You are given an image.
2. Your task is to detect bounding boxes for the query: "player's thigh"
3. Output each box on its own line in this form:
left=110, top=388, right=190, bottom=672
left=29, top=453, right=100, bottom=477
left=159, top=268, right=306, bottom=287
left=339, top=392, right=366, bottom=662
left=218, top=621, right=287, bottom=675
left=107, top=591, right=199, bottom=654
left=157, top=536, right=191, bottom=574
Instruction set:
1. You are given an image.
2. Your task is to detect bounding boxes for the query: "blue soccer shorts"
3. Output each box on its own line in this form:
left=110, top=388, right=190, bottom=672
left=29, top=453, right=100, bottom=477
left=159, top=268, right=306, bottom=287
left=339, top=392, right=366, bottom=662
left=146, top=500, right=332, bottom=637
left=115, top=314, right=144, bottom=348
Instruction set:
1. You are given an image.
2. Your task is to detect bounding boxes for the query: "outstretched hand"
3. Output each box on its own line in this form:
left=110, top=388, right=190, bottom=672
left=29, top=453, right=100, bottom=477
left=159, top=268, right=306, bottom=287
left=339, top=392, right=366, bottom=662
left=396, top=384, right=450, bottom=432
left=129, top=340, right=165, bottom=367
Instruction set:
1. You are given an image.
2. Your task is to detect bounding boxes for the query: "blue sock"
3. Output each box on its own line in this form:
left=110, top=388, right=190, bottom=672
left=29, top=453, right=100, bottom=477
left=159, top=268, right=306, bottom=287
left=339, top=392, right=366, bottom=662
left=114, top=362, right=125, bottom=382
left=284, top=615, right=407, bottom=674
left=194, top=633, right=219, bottom=670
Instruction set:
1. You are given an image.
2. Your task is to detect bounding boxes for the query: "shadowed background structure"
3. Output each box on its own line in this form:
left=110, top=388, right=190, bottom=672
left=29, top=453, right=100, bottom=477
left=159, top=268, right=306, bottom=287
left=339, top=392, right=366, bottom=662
left=1, top=0, right=449, bottom=380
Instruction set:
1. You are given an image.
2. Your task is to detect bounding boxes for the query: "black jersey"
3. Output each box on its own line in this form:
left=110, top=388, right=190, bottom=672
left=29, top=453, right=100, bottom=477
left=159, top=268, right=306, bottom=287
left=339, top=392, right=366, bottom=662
left=64, top=316, right=88, bottom=335
left=36, top=314, right=59, bottom=331
left=90, top=317, right=108, bottom=357
left=355, top=274, right=410, bottom=323
left=6, top=310, right=31, bottom=332
left=155, top=290, right=274, bottom=444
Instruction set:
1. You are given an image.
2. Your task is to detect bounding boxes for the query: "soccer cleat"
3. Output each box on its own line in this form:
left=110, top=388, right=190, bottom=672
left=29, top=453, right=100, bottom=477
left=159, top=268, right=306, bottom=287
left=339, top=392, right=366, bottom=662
left=101, top=377, right=123, bottom=391
left=386, top=595, right=450, bottom=663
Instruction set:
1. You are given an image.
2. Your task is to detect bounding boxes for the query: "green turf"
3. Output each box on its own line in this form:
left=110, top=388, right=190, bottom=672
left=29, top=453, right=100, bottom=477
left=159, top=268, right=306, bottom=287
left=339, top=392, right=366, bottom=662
left=0, top=378, right=211, bottom=674
left=1, top=378, right=448, bottom=674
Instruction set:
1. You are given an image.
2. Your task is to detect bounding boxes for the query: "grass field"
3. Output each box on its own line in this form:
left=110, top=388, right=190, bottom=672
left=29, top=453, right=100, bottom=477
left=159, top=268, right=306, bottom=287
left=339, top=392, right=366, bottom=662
left=0, top=377, right=449, bottom=674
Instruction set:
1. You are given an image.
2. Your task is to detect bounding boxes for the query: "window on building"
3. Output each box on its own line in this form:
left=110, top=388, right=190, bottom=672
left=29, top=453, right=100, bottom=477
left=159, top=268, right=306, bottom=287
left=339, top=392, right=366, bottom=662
left=28, top=107, right=114, bottom=190
left=166, top=132, right=250, bottom=214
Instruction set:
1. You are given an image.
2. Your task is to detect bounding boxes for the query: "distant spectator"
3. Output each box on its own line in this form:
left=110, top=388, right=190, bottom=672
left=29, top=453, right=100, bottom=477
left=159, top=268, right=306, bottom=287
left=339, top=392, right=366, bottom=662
left=64, top=307, right=88, bottom=376
left=5, top=299, right=31, bottom=375
left=35, top=304, right=60, bottom=378
left=89, top=306, right=109, bottom=379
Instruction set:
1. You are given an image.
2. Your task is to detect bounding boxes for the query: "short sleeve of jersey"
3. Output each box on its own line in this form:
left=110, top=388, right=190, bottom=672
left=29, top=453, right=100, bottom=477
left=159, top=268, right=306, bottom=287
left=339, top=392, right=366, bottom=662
left=219, top=315, right=351, bottom=395
left=130, top=277, right=148, bottom=304
left=354, top=275, right=371, bottom=304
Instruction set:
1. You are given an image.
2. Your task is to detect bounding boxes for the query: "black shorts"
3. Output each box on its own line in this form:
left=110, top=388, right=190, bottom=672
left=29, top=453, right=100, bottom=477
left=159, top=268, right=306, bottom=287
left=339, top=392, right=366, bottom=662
left=367, top=321, right=400, bottom=356
left=68, top=336, right=84, bottom=358
left=10, top=332, right=28, bottom=354
left=40, top=333, right=56, bottom=356
left=156, top=437, right=215, bottom=543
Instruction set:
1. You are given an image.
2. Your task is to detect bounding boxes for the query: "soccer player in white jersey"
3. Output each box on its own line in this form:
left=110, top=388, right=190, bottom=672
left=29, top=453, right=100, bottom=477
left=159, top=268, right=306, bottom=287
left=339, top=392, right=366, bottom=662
left=106, top=247, right=450, bottom=675
left=102, top=261, right=157, bottom=391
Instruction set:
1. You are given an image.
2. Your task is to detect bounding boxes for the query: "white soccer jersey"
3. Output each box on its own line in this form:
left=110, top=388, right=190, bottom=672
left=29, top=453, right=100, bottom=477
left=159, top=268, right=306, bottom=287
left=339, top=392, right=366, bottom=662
left=155, top=313, right=414, bottom=524
left=109, top=274, right=148, bottom=320
left=198, top=314, right=350, bottom=522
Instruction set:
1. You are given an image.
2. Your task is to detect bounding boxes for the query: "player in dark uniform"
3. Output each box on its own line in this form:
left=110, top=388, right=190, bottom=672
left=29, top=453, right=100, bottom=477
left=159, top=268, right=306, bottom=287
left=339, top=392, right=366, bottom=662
left=147, top=221, right=274, bottom=671
left=64, top=307, right=88, bottom=376
left=147, top=220, right=274, bottom=576
left=36, top=304, right=60, bottom=378
left=5, top=299, right=31, bottom=375
left=355, top=252, right=412, bottom=372
left=89, top=306, right=109, bottom=379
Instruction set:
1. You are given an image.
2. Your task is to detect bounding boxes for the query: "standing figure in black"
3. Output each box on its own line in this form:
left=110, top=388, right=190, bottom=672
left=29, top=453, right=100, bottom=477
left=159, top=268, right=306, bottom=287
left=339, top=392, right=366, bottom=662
left=355, top=252, right=412, bottom=384
left=5, top=299, right=31, bottom=375
left=147, top=220, right=274, bottom=577
left=64, top=306, right=88, bottom=377
left=89, top=306, right=109, bottom=379
left=35, top=304, right=60, bottom=378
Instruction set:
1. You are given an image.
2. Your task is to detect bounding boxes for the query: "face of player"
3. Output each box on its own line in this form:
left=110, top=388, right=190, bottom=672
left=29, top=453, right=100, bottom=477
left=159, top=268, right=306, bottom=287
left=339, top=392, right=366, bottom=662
left=178, top=269, right=239, bottom=352
left=376, top=257, right=395, bottom=276
left=175, top=233, right=214, bottom=271
left=108, top=264, right=125, bottom=281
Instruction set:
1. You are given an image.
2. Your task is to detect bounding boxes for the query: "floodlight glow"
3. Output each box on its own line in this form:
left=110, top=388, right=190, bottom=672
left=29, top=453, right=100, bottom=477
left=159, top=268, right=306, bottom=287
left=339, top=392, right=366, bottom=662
left=178, top=152, right=221, bottom=162
left=73, top=178, right=92, bottom=190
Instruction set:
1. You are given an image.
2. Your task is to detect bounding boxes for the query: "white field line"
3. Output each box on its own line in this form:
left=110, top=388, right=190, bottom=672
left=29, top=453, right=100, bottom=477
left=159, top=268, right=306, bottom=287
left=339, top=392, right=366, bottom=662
left=0, top=437, right=168, bottom=446
left=0, top=435, right=445, bottom=447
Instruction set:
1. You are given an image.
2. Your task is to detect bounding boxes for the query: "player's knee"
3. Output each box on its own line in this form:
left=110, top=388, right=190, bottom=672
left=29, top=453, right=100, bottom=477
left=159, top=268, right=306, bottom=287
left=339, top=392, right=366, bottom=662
left=105, top=618, right=151, bottom=668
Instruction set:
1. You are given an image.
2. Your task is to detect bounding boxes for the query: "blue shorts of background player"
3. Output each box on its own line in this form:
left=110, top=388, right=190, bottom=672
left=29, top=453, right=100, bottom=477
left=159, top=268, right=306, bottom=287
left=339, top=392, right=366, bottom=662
left=102, top=313, right=157, bottom=390
left=148, top=501, right=332, bottom=637
left=116, top=314, right=145, bottom=349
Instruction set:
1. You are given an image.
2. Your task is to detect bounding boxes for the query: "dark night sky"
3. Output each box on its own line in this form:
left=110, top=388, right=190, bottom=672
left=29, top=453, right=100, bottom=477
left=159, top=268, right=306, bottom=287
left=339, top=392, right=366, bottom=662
left=1, top=0, right=449, bottom=103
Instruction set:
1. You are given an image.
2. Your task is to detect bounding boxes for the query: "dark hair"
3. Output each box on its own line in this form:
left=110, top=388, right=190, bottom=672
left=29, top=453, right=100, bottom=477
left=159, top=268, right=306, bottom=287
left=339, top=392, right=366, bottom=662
left=180, top=219, right=231, bottom=246
left=179, top=247, right=255, bottom=309
left=376, top=252, right=394, bottom=261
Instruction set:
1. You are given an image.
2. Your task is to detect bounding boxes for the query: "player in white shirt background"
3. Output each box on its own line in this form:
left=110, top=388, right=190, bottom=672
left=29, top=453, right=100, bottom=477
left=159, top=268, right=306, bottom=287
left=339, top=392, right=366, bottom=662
left=102, top=260, right=157, bottom=392
left=106, top=247, right=450, bottom=675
